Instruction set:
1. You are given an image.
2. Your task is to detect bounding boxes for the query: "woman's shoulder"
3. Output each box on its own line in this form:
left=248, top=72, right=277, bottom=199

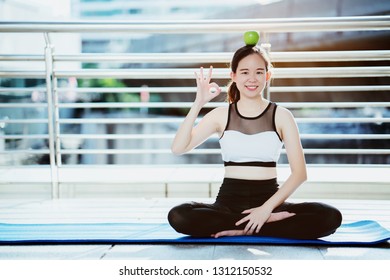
left=205, top=104, right=229, bottom=118
left=274, top=103, right=296, bottom=127
left=203, top=105, right=229, bottom=132
left=213, top=105, right=229, bottom=115
left=274, top=103, right=293, bottom=118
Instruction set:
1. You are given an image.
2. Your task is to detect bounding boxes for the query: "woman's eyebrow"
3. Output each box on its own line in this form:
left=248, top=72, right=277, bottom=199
left=238, top=67, right=265, bottom=71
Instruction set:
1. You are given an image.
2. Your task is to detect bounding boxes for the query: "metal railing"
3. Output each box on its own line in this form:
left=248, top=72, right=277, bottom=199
left=0, top=16, right=389, bottom=196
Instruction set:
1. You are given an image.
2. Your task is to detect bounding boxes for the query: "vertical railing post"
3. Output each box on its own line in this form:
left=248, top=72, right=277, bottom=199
left=261, top=42, right=272, bottom=101
left=44, top=33, right=59, bottom=199
left=52, top=73, right=62, bottom=167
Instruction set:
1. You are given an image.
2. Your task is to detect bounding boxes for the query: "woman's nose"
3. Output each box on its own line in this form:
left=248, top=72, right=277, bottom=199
left=249, top=73, right=258, bottom=81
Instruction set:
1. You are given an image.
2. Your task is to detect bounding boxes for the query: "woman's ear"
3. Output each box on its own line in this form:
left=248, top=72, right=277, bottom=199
left=230, top=71, right=236, bottom=82
left=266, top=71, right=272, bottom=81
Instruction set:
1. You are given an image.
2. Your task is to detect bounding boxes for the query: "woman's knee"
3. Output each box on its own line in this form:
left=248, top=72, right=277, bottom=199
left=325, top=204, right=343, bottom=229
left=167, top=204, right=187, bottom=225
left=296, top=202, right=342, bottom=230
left=167, top=203, right=193, bottom=233
left=310, top=202, right=342, bottom=232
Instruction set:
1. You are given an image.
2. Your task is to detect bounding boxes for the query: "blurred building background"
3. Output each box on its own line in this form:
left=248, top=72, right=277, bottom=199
left=0, top=0, right=389, bottom=166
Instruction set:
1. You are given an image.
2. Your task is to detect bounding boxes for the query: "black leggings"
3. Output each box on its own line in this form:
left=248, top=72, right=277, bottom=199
left=168, top=178, right=342, bottom=239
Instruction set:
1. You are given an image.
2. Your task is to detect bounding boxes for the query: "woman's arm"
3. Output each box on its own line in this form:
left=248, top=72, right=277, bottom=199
left=171, top=66, right=222, bottom=155
left=263, top=106, right=307, bottom=208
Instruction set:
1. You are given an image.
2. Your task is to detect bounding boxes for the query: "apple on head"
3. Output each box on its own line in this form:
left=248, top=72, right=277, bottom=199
left=243, top=31, right=260, bottom=46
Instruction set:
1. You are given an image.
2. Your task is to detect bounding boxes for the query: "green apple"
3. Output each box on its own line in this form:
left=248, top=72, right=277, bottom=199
left=243, top=31, right=260, bottom=46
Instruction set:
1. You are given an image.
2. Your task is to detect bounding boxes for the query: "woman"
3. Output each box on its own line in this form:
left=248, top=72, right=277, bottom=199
left=167, top=41, right=342, bottom=239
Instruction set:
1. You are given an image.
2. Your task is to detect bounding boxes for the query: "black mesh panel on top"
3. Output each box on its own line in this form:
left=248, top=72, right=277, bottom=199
left=225, top=101, right=277, bottom=135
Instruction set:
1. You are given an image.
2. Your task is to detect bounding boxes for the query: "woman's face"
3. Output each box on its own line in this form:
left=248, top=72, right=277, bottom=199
left=231, top=53, right=269, bottom=100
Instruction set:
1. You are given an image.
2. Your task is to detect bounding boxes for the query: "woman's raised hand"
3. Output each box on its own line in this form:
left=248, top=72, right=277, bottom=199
left=194, top=66, right=221, bottom=106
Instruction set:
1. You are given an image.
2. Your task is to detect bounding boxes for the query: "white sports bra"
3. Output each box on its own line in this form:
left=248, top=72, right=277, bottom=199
left=219, top=101, right=283, bottom=167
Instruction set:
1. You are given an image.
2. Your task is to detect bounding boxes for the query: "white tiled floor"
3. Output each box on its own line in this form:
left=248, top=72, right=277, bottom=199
left=0, top=198, right=389, bottom=260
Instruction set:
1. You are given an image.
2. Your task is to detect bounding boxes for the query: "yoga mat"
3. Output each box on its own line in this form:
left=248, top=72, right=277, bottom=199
left=0, top=220, right=389, bottom=245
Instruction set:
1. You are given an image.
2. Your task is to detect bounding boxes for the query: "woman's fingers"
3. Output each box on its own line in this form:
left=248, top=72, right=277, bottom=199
left=235, top=215, right=248, bottom=226
left=212, top=229, right=245, bottom=238
left=195, top=66, right=213, bottom=82
left=235, top=208, right=256, bottom=226
left=207, top=66, right=213, bottom=82
left=200, top=66, right=205, bottom=80
left=244, top=222, right=257, bottom=235
left=236, top=218, right=259, bottom=235
left=201, top=66, right=212, bottom=81
left=235, top=208, right=255, bottom=226
left=194, top=70, right=199, bottom=80
left=241, top=208, right=254, bottom=214
left=231, top=209, right=296, bottom=236
left=194, top=67, right=203, bottom=82
left=209, top=82, right=221, bottom=95
left=194, top=66, right=221, bottom=104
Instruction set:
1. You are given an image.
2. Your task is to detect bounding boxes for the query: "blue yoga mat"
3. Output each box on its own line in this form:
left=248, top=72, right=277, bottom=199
left=0, top=220, right=389, bottom=245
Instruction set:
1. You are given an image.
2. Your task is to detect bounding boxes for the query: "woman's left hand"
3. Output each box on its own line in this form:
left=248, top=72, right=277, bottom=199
left=212, top=208, right=296, bottom=238
left=236, top=206, right=273, bottom=235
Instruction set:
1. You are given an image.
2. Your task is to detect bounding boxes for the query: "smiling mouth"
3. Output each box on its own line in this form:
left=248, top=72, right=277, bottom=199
left=245, top=85, right=258, bottom=91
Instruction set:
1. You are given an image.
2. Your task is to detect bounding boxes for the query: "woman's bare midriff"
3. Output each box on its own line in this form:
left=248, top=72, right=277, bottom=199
left=224, top=166, right=277, bottom=180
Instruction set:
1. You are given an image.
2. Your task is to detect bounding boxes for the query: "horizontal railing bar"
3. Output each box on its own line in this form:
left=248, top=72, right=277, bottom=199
left=300, top=134, right=390, bottom=140
left=0, top=87, right=46, bottom=93
left=59, top=118, right=181, bottom=124
left=57, top=101, right=390, bottom=109
left=55, top=85, right=390, bottom=94
left=1, top=119, right=48, bottom=124
left=58, top=117, right=390, bottom=124
left=59, top=133, right=390, bottom=140
left=2, top=67, right=389, bottom=79
left=52, top=50, right=390, bottom=63
left=1, top=16, right=389, bottom=33
left=57, top=102, right=224, bottom=109
left=3, top=50, right=390, bottom=63
left=56, top=87, right=199, bottom=93
left=0, top=149, right=390, bottom=155
left=296, top=118, right=390, bottom=123
left=0, top=103, right=47, bottom=108
left=0, top=55, right=44, bottom=61
left=269, top=85, right=390, bottom=92
left=270, top=68, right=390, bottom=78
left=58, top=148, right=390, bottom=155
left=0, top=149, right=50, bottom=154
left=60, top=149, right=211, bottom=155
left=0, top=71, right=46, bottom=78
left=274, top=102, right=389, bottom=108
left=54, top=67, right=390, bottom=79
left=55, top=53, right=232, bottom=63
left=302, top=149, right=390, bottom=155
left=0, top=134, right=49, bottom=139
left=270, top=50, right=390, bottom=62
left=1, top=148, right=388, bottom=155
left=60, top=134, right=175, bottom=140
left=2, top=86, right=385, bottom=95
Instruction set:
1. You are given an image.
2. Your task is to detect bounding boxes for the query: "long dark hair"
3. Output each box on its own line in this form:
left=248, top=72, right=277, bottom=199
left=227, top=45, right=273, bottom=103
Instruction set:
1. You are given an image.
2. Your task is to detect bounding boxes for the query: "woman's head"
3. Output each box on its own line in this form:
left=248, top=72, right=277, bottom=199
left=227, top=45, right=273, bottom=103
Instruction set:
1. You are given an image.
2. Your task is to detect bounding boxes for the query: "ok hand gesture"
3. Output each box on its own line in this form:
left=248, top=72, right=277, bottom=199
left=194, top=66, right=221, bottom=106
